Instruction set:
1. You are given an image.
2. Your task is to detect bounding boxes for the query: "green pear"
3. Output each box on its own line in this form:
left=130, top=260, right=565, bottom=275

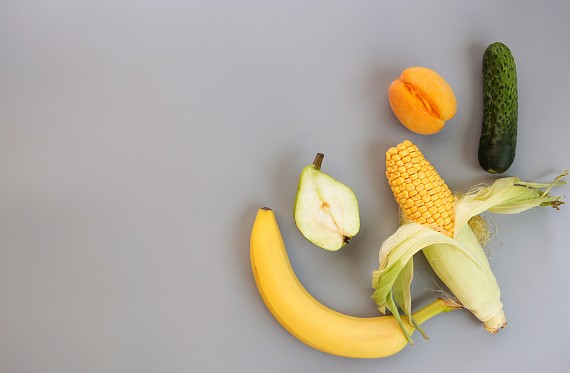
left=294, top=153, right=360, bottom=251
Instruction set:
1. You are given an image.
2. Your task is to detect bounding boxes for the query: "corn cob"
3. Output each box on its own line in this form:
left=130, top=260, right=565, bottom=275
left=377, top=141, right=565, bottom=337
left=385, top=140, right=455, bottom=237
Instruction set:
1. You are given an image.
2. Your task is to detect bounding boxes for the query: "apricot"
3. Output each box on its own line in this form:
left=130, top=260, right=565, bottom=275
left=388, top=67, right=457, bottom=135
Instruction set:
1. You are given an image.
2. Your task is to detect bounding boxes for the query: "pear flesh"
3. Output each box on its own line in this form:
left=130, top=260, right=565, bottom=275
left=294, top=154, right=360, bottom=251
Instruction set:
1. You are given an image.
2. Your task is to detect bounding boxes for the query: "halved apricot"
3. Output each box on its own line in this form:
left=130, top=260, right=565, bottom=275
left=388, top=67, right=457, bottom=135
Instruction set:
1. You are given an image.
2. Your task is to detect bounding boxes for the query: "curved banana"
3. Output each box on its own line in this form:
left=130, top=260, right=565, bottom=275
left=250, top=207, right=456, bottom=358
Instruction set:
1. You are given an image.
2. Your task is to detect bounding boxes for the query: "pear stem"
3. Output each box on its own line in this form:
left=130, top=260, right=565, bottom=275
left=313, top=153, right=324, bottom=170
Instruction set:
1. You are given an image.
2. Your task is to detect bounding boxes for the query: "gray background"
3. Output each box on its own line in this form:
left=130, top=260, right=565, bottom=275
left=1, top=1, right=569, bottom=372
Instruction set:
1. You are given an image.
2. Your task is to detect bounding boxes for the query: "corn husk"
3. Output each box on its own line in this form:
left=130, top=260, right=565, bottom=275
left=372, top=171, right=567, bottom=340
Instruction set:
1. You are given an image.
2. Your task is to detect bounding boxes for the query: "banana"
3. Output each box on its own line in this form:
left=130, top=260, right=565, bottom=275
left=250, top=207, right=457, bottom=358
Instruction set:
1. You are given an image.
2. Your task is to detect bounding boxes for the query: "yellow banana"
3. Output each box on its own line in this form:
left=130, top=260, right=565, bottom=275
left=250, top=207, right=457, bottom=358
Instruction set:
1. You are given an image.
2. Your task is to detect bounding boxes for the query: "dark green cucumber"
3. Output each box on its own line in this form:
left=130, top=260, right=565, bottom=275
left=478, top=42, right=518, bottom=174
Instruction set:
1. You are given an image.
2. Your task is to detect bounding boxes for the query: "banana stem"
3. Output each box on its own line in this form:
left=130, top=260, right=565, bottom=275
left=412, top=298, right=461, bottom=325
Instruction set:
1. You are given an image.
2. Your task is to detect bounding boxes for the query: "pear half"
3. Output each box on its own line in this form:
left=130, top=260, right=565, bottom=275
left=294, top=153, right=360, bottom=251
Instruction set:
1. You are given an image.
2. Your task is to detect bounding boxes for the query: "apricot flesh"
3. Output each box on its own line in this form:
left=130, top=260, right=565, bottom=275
left=388, top=67, right=457, bottom=135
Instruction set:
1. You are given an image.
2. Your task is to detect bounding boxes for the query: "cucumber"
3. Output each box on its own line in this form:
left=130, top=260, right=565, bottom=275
left=478, top=42, right=518, bottom=174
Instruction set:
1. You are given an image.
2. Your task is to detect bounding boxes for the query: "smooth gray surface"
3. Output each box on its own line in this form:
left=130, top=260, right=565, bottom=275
left=1, top=1, right=570, bottom=372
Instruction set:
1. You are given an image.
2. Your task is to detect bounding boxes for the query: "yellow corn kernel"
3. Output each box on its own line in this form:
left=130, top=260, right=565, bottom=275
left=385, top=140, right=455, bottom=237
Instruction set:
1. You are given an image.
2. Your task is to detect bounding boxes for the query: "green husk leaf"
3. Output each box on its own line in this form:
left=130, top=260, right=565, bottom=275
left=393, top=258, right=413, bottom=324
left=455, top=171, right=567, bottom=231
left=371, top=222, right=487, bottom=339
left=382, top=257, right=430, bottom=340
left=423, top=224, right=503, bottom=324
left=385, top=292, right=413, bottom=344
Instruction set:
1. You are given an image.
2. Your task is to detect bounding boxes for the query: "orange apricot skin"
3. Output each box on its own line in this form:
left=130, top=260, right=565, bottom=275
left=388, top=67, right=457, bottom=135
